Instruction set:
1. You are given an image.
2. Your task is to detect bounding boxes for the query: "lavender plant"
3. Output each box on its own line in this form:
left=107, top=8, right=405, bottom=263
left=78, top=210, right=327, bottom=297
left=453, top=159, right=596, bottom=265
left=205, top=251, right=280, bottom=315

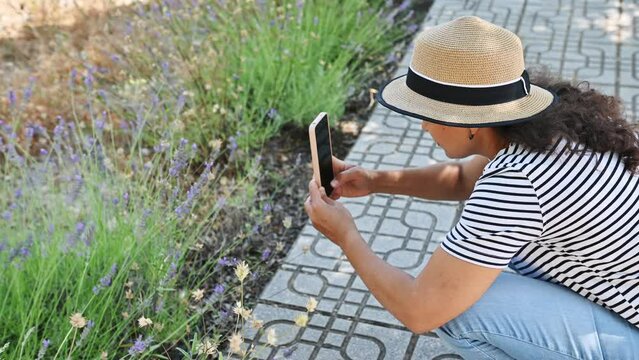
left=115, top=0, right=412, bottom=150
left=0, top=68, right=264, bottom=358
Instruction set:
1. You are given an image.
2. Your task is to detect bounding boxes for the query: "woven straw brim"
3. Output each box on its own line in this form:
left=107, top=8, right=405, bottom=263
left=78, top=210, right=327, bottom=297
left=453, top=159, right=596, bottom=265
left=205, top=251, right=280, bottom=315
left=377, top=74, right=559, bottom=128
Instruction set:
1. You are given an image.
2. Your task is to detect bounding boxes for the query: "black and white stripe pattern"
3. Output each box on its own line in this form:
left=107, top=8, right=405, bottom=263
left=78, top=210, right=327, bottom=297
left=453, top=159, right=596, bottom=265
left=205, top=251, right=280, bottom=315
left=441, top=138, right=639, bottom=328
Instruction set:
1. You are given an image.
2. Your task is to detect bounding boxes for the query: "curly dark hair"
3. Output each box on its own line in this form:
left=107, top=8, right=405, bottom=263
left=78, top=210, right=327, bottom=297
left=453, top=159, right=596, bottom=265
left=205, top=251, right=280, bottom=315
left=497, top=67, right=639, bottom=173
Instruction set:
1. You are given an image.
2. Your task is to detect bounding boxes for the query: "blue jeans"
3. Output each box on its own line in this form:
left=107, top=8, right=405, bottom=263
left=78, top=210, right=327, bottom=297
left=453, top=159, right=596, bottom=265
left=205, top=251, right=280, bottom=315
left=434, top=272, right=639, bottom=359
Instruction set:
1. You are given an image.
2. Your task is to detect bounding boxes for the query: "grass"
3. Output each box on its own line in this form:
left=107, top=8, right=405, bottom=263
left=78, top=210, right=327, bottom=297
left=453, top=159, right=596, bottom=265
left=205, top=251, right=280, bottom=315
left=0, top=0, right=420, bottom=357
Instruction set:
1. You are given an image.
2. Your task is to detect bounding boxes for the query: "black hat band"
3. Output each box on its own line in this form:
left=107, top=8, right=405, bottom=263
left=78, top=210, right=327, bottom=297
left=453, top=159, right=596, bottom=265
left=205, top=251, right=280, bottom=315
left=406, top=67, right=531, bottom=106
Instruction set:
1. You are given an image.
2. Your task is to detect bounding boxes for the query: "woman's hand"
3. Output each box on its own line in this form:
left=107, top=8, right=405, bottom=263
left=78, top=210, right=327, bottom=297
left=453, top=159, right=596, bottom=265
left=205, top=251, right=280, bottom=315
left=330, top=156, right=375, bottom=200
left=304, top=178, right=359, bottom=248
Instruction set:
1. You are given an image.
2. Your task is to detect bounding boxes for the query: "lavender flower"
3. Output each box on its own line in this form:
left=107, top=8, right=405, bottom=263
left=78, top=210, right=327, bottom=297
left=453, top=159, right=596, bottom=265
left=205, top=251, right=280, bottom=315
left=160, top=250, right=180, bottom=286
left=23, top=77, right=35, bottom=103
left=283, top=346, right=298, bottom=358
left=176, top=93, right=186, bottom=114
left=168, top=139, right=190, bottom=177
left=397, top=0, right=410, bottom=12
left=213, top=284, right=224, bottom=294
left=155, top=298, right=165, bottom=313
left=94, top=263, right=118, bottom=295
left=215, top=196, right=226, bottom=209
left=70, top=68, right=77, bottom=88
left=263, top=203, right=272, bottom=213
left=76, top=320, right=94, bottom=347
left=62, top=222, right=86, bottom=253
left=36, top=339, right=50, bottom=360
left=267, top=108, right=278, bottom=119
left=8, top=90, right=16, bottom=108
left=175, top=162, right=213, bottom=219
left=128, top=336, right=151, bottom=356
left=261, top=248, right=271, bottom=261
left=228, top=136, right=238, bottom=153
left=217, top=257, right=238, bottom=267
left=67, top=174, right=84, bottom=203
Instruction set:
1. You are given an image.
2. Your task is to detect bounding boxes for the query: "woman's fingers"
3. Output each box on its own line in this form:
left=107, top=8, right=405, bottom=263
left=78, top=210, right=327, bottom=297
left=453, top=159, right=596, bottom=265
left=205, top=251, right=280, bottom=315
left=320, top=187, right=335, bottom=205
left=308, top=179, right=323, bottom=205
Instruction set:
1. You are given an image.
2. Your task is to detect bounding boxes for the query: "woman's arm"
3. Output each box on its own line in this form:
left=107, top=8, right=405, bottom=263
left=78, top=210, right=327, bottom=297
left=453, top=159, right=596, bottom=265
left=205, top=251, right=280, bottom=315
left=340, top=230, right=502, bottom=333
left=304, top=179, right=502, bottom=334
left=370, top=155, right=489, bottom=201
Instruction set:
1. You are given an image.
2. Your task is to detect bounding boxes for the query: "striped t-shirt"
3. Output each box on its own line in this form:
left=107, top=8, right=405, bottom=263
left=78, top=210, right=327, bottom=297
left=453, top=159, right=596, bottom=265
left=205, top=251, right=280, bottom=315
left=441, top=138, right=639, bottom=328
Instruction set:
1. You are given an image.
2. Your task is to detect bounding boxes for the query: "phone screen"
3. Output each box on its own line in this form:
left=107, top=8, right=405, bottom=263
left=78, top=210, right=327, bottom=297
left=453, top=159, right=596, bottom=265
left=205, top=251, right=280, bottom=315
left=314, top=115, right=334, bottom=196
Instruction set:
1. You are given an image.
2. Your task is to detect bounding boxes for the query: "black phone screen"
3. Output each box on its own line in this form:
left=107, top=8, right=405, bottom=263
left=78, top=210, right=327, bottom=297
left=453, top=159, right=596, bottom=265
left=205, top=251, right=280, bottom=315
left=314, top=115, right=334, bottom=196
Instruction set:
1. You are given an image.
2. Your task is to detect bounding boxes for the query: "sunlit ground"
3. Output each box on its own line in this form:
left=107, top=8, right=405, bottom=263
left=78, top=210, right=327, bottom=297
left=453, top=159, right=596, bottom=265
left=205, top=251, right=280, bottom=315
left=0, top=0, right=143, bottom=38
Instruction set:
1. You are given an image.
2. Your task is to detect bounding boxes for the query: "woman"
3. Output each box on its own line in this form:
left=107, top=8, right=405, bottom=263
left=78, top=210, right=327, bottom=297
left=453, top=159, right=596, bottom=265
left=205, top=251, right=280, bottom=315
left=304, top=16, right=639, bottom=359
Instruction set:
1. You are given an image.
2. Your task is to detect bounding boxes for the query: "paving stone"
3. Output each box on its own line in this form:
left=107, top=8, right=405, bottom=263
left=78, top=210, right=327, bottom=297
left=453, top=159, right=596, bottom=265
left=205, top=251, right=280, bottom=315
left=332, top=318, right=353, bottom=332
left=301, top=328, right=323, bottom=342
left=337, top=303, right=359, bottom=317
left=370, top=235, right=405, bottom=253
left=378, top=218, right=409, bottom=237
left=352, top=323, right=412, bottom=360
left=325, top=333, right=346, bottom=347
left=411, top=335, right=461, bottom=358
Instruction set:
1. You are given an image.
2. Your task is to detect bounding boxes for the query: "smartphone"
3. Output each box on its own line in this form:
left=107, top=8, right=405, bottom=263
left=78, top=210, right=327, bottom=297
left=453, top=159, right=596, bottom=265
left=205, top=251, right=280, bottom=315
left=309, top=112, right=334, bottom=197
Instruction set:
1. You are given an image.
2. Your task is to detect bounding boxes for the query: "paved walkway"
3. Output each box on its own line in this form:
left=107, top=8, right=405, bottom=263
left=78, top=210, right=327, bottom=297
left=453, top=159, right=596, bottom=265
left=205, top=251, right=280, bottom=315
left=242, top=0, right=639, bottom=358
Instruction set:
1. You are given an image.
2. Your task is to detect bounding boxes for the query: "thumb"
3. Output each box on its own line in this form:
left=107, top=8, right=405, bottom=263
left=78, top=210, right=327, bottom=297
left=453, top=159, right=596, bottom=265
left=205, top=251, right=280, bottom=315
left=332, top=166, right=359, bottom=187
left=320, top=186, right=335, bottom=205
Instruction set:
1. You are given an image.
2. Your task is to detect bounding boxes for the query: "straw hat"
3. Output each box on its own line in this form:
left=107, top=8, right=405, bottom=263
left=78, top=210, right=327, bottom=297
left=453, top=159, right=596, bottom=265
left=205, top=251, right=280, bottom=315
left=376, top=16, right=558, bottom=127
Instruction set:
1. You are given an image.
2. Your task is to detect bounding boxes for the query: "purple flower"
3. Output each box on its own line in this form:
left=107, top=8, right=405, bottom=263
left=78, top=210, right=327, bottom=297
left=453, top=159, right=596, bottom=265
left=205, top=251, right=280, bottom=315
left=128, top=336, right=151, bottom=356
left=155, top=298, right=165, bottom=313
left=283, top=346, right=298, bottom=358
left=24, top=77, right=35, bottom=103
left=112, top=197, right=120, bottom=205
left=77, top=320, right=94, bottom=346
left=397, top=0, right=410, bottom=12
left=175, top=161, right=213, bottom=219
left=228, top=136, right=238, bottom=152
left=2, top=211, right=11, bottom=221
left=8, top=90, right=16, bottom=108
left=67, top=174, right=84, bottom=203
left=218, top=257, right=238, bottom=267
left=160, top=251, right=180, bottom=286
left=169, top=139, right=190, bottom=177
left=267, top=108, right=278, bottom=119
left=213, top=284, right=224, bottom=294
left=94, top=263, right=117, bottom=296
left=84, top=68, right=94, bottom=90
left=263, top=203, right=272, bottom=213
left=36, top=339, right=50, bottom=360
left=261, top=248, right=271, bottom=261
left=176, top=93, right=186, bottom=113
left=70, top=68, right=77, bottom=88
left=215, top=196, right=226, bottom=209
left=220, top=308, right=230, bottom=319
